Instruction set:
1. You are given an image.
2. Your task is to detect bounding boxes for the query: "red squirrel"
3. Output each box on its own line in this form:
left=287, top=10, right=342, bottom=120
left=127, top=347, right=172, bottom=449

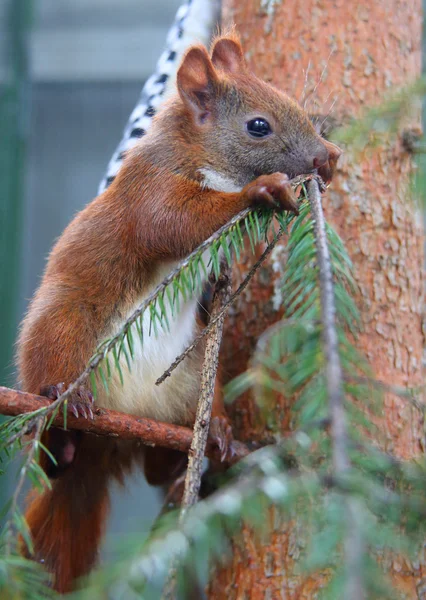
left=17, top=32, right=341, bottom=593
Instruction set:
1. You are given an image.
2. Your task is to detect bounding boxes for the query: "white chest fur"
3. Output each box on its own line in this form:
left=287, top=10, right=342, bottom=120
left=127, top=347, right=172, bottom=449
left=199, top=167, right=242, bottom=193
left=96, top=264, right=204, bottom=425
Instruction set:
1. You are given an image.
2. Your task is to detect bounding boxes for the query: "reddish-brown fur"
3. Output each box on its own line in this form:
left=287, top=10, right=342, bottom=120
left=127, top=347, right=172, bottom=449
left=17, top=32, right=340, bottom=593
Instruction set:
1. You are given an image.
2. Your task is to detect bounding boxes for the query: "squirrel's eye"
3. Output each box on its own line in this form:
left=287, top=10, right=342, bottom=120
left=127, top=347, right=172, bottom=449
left=246, top=118, right=272, bottom=138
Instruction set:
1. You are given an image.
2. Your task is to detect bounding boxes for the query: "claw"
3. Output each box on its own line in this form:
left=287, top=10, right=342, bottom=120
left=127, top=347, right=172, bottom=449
left=209, top=416, right=235, bottom=463
left=40, top=383, right=95, bottom=420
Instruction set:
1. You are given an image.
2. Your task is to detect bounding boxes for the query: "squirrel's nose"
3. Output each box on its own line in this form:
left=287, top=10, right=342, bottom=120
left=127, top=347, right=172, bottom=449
left=312, top=145, right=329, bottom=170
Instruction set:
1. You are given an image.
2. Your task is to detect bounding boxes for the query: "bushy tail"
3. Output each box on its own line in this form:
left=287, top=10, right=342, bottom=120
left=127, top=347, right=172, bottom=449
left=22, top=435, right=113, bottom=594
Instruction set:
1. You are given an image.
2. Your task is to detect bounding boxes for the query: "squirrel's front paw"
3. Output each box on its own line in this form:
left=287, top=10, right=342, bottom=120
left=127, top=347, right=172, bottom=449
left=244, top=173, right=299, bottom=215
left=40, top=383, right=95, bottom=420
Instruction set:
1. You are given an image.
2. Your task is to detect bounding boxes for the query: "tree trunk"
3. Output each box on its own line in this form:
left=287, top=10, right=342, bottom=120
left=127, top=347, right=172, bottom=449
left=209, top=1, right=424, bottom=598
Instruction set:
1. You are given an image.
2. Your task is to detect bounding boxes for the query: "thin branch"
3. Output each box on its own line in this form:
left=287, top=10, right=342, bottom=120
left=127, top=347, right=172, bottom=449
left=156, top=227, right=285, bottom=386
left=0, top=387, right=247, bottom=464
left=162, top=264, right=232, bottom=599
left=182, top=265, right=232, bottom=511
left=307, top=179, right=364, bottom=600
left=305, top=49, right=335, bottom=112
left=307, top=181, right=348, bottom=474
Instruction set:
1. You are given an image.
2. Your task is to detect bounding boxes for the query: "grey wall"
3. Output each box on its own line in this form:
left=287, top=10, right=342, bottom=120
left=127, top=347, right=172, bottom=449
left=21, top=82, right=141, bottom=309
left=30, top=0, right=184, bottom=81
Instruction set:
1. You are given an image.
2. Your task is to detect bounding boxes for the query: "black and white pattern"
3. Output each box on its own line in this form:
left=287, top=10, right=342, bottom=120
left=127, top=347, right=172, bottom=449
left=98, top=0, right=220, bottom=194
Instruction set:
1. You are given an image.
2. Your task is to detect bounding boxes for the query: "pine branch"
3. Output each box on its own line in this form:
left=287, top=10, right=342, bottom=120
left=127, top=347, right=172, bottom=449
left=99, top=463, right=320, bottom=596
left=0, top=387, right=247, bottom=464
left=4, top=417, right=44, bottom=555
left=0, top=179, right=305, bottom=575
left=2, top=175, right=311, bottom=455
left=307, top=179, right=364, bottom=600
left=345, top=374, right=425, bottom=413
left=0, top=213, right=261, bottom=450
left=307, top=179, right=348, bottom=473
left=3, top=216, right=262, bottom=446
left=156, top=227, right=285, bottom=386
left=81, top=414, right=426, bottom=598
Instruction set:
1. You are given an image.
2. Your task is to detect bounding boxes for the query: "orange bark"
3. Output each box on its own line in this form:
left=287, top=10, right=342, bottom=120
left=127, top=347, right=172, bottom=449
left=210, top=1, right=424, bottom=598
left=0, top=386, right=248, bottom=462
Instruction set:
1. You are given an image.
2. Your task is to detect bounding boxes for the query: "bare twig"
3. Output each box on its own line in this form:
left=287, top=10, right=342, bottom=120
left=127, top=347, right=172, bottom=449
left=0, top=387, right=247, bottom=464
left=156, top=227, right=285, bottom=386
left=182, top=265, right=232, bottom=510
left=162, top=264, right=232, bottom=599
left=300, top=59, right=311, bottom=107
left=307, top=179, right=364, bottom=600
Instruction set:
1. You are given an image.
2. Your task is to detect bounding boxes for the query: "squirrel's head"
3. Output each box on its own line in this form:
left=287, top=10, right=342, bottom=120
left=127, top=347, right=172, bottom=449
left=176, top=32, right=341, bottom=191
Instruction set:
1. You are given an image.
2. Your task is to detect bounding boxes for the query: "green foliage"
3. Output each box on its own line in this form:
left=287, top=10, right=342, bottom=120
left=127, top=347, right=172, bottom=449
left=2, top=77, right=426, bottom=598
left=71, top=183, right=425, bottom=599
left=0, top=201, right=293, bottom=599
left=0, top=549, right=54, bottom=600
left=332, top=78, right=426, bottom=153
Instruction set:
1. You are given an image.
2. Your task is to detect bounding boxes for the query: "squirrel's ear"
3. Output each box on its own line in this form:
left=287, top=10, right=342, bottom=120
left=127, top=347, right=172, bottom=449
left=177, top=46, right=218, bottom=124
left=211, top=37, right=245, bottom=74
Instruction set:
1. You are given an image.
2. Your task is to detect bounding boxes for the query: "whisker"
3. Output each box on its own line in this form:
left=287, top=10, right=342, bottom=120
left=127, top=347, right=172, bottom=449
left=301, top=60, right=312, bottom=109
left=320, top=89, right=334, bottom=110
left=312, top=49, right=335, bottom=97
left=319, top=94, right=340, bottom=132
left=304, top=49, right=335, bottom=112
left=310, top=90, right=335, bottom=133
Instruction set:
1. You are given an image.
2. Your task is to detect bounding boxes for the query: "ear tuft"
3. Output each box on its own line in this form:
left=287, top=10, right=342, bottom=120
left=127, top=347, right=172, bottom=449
left=177, top=46, right=218, bottom=124
left=211, top=30, right=245, bottom=74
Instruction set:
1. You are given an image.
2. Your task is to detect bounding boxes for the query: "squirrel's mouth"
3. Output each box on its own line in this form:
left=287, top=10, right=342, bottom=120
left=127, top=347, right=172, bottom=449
left=316, top=161, right=333, bottom=185
left=286, top=162, right=333, bottom=186
left=291, top=164, right=333, bottom=185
